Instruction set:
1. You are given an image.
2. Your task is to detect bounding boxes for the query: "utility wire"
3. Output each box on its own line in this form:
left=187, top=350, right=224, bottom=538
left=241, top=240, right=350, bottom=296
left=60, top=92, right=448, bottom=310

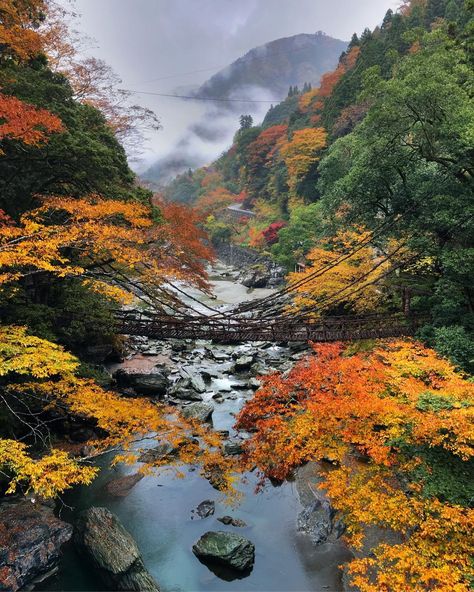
left=132, top=35, right=337, bottom=85
left=128, top=90, right=283, bottom=104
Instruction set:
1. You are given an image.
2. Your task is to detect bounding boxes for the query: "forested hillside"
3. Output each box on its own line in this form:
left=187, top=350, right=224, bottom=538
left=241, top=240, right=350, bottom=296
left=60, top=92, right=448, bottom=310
left=196, top=31, right=347, bottom=100
left=144, top=31, right=346, bottom=185
left=166, top=0, right=473, bottom=374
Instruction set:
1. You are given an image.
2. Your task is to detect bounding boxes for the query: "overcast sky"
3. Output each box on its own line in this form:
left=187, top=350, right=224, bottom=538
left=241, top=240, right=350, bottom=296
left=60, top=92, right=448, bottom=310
left=67, top=0, right=400, bottom=169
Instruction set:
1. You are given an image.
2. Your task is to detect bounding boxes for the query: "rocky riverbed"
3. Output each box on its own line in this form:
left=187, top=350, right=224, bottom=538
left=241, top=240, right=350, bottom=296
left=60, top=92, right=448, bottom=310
left=14, top=263, right=354, bottom=592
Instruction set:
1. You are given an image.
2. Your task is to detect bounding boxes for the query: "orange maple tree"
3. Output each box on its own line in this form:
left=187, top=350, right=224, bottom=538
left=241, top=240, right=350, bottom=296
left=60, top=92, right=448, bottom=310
left=246, top=124, right=288, bottom=174
left=0, top=94, right=63, bottom=153
left=0, top=0, right=46, bottom=61
left=299, top=46, right=361, bottom=114
left=194, top=186, right=237, bottom=217
left=237, top=340, right=474, bottom=591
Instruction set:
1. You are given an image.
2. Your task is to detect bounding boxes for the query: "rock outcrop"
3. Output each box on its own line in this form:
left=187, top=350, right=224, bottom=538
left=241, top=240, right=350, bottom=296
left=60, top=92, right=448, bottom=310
left=0, top=499, right=73, bottom=592
left=192, top=500, right=215, bottom=519
left=74, top=507, right=159, bottom=591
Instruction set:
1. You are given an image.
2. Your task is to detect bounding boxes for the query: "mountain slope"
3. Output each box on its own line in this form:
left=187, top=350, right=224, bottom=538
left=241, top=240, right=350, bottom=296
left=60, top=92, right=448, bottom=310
left=196, top=32, right=347, bottom=101
left=143, top=31, right=346, bottom=185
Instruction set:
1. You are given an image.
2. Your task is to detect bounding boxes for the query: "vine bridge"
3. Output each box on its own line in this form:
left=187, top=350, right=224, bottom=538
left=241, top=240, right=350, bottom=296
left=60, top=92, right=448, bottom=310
left=114, top=310, right=424, bottom=343
left=111, top=210, right=439, bottom=344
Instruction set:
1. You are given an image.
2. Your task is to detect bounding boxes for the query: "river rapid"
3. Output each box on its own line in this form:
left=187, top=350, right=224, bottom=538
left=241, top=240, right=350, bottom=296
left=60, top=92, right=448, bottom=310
left=40, top=262, right=351, bottom=592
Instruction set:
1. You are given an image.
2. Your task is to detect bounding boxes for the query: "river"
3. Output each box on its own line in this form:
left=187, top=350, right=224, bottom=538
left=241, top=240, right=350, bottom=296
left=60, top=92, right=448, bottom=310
left=39, top=262, right=351, bottom=592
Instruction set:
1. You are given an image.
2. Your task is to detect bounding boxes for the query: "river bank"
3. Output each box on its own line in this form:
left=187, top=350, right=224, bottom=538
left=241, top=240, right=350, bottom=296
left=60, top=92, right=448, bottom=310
left=35, top=262, right=352, bottom=591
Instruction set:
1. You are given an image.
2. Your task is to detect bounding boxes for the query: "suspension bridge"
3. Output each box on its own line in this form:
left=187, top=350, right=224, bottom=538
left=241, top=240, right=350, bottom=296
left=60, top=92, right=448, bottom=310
left=114, top=310, right=425, bottom=343
left=109, top=206, right=459, bottom=344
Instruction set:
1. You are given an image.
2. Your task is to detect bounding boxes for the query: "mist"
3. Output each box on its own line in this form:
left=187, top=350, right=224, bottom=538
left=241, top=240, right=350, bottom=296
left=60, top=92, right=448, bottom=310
left=63, top=0, right=400, bottom=175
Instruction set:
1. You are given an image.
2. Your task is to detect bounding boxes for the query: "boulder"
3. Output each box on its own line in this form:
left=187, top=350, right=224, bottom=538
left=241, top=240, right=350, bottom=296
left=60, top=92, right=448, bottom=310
left=192, top=531, right=255, bottom=572
left=223, top=440, right=243, bottom=456
left=210, top=351, right=229, bottom=362
left=181, top=402, right=213, bottom=423
left=240, top=267, right=271, bottom=288
left=192, top=500, right=215, bottom=519
left=297, top=499, right=341, bottom=545
left=200, top=368, right=220, bottom=380
left=74, top=507, right=159, bottom=591
left=171, top=388, right=203, bottom=402
left=295, top=461, right=346, bottom=545
left=0, top=499, right=73, bottom=592
left=114, top=369, right=170, bottom=397
left=138, top=442, right=178, bottom=464
left=84, top=344, right=115, bottom=362
left=233, top=355, right=254, bottom=372
left=217, top=516, right=247, bottom=528
left=188, top=374, right=206, bottom=394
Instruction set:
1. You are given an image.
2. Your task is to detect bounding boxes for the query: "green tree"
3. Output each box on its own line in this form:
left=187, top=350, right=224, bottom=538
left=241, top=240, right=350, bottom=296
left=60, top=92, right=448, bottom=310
left=271, top=203, right=325, bottom=269
left=239, top=114, right=253, bottom=130
left=319, top=29, right=474, bottom=336
left=0, top=58, right=146, bottom=218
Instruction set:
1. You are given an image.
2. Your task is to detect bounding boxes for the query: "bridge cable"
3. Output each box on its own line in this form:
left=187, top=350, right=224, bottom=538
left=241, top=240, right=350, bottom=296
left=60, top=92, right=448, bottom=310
left=222, top=206, right=417, bottom=318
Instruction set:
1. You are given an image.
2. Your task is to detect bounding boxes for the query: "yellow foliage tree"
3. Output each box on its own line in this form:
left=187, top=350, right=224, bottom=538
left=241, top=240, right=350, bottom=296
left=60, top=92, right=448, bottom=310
left=287, top=229, right=391, bottom=315
left=0, top=326, right=232, bottom=498
left=0, top=194, right=212, bottom=297
left=280, top=127, right=327, bottom=193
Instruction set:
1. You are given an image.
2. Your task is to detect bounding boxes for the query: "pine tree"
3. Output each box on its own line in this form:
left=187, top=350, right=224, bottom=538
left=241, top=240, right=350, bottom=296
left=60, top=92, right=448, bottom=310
left=348, top=33, right=360, bottom=48
left=239, top=114, right=253, bottom=129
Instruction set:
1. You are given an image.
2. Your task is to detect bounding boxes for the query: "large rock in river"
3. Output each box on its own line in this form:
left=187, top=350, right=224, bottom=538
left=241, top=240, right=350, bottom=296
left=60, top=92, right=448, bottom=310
left=74, top=507, right=159, bottom=591
left=181, top=402, right=213, bottom=423
left=114, top=369, right=170, bottom=397
left=192, top=531, right=255, bottom=572
left=240, top=266, right=271, bottom=288
left=0, top=498, right=73, bottom=592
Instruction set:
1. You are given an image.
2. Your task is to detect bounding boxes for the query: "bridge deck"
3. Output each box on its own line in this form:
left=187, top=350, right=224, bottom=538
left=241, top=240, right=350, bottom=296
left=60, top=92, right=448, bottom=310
left=114, top=311, right=423, bottom=343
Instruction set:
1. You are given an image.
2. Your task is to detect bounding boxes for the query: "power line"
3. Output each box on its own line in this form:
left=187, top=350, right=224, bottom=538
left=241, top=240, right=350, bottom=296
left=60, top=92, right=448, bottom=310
left=133, top=33, right=341, bottom=86
left=135, top=65, right=229, bottom=84
left=128, top=90, right=283, bottom=104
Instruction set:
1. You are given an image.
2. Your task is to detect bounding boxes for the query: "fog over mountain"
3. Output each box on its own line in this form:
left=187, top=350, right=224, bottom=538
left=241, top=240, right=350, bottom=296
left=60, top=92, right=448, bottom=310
left=65, top=0, right=399, bottom=175
left=143, top=32, right=347, bottom=184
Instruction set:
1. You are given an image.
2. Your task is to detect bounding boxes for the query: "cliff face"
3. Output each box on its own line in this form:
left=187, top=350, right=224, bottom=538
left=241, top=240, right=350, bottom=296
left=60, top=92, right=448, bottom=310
left=196, top=32, right=347, bottom=101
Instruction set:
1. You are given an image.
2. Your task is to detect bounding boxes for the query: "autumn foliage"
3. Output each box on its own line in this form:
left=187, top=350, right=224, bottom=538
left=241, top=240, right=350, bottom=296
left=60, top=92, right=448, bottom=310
left=0, top=94, right=63, bottom=152
left=246, top=124, right=288, bottom=175
left=0, top=195, right=211, bottom=292
left=0, top=326, right=231, bottom=498
left=0, top=0, right=46, bottom=61
left=286, top=229, right=391, bottom=315
left=237, top=340, right=474, bottom=591
left=280, top=127, right=327, bottom=192
left=262, top=221, right=286, bottom=245
left=0, top=0, right=223, bottom=501
left=299, top=46, right=361, bottom=113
